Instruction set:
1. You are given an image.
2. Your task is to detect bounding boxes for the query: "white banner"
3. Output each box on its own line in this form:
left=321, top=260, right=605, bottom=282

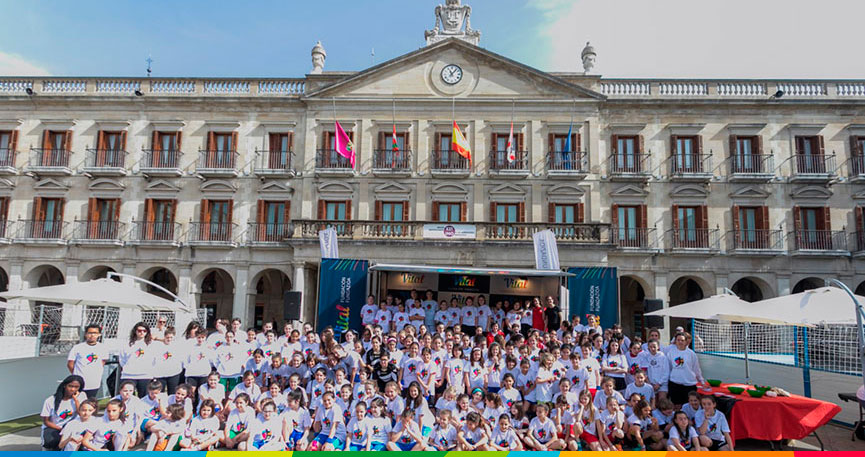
left=319, top=227, right=339, bottom=259
left=533, top=229, right=560, bottom=270
left=422, top=223, right=476, bottom=240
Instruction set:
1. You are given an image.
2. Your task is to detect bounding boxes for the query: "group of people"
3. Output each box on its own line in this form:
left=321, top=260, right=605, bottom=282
left=43, top=291, right=733, bottom=451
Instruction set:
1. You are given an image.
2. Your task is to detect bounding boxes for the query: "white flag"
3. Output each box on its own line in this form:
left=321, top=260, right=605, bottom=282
left=533, top=229, right=560, bottom=270
left=319, top=227, right=339, bottom=259
left=506, top=121, right=516, bottom=163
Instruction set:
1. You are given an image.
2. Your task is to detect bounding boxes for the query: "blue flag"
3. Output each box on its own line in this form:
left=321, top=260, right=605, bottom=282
left=563, top=123, right=573, bottom=152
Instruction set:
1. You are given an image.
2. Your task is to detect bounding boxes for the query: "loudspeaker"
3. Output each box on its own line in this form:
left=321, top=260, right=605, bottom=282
left=644, top=299, right=664, bottom=329
left=284, top=291, right=302, bottom=321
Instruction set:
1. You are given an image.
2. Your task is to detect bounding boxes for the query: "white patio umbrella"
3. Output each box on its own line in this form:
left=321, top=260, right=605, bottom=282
left=0, top=277, right=189, bottom=312
left=714, top=286, right=862, bottom=326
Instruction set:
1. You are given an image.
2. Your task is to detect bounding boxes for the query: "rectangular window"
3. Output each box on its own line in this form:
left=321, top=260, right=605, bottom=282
left=268, top=133, right=291, bottom=169
left=42, top=131, right=70, bottom=167
left=320, top=131, right=353, bottom=168
left=203, top=200, right=231, bottom=241
left=0, top=131, right=13, bottom=168
left=738, top=207, right=757, bottom=244
left=33, top=197, right=64, bottom=238
left=615, top=135, right=638, bottom=171
left=617, top=206, right=638, bottom=242
left=87, top=198, right=120, bottom=239
left=438, top=203, right=462, bottom=222
left=674, top=136, right=699, bottom=172
left=677, top=206, right=698, bottom=242
left=96, top=131, right=125, bottom=167
left=213, top=133, right=233, bottom=168
left=0, top=196, right=7, bottom=237
left=145, top=199, right=176, bottom=241
left=496, top=203, right=519, bottom=223
left=326, top=201, right=347, bottom=220
left=734, top=136, right=760, bottom=173
left=795, top=136, right=825, bottom=174
left=553, top=204, right=576, bottom=223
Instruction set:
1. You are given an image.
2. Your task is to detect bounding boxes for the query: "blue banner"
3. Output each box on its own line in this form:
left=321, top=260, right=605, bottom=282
left=317, top=258, right=369, bottom=339
left=567, top=267, right=618, bottom=330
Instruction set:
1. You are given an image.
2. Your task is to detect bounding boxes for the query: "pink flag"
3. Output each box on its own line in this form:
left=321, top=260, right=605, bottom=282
left=334, top=121, right=355, bottom=168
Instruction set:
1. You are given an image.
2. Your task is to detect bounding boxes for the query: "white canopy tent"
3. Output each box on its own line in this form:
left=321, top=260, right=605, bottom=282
left=0, top=277, right=189, bottom=312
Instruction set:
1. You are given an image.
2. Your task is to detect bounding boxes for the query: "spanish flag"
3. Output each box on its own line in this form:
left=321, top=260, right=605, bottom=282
left=452, top=121, right=472, bottom=165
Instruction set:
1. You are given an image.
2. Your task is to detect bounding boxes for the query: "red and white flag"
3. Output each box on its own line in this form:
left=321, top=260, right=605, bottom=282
left=506, top=121, right=516, bottom=163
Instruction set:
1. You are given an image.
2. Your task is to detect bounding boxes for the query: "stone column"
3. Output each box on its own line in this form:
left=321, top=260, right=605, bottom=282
left=529, top=120, right=543, bottom=177
left=233, top=266, right=249, bottom=320
left=178, top=264, right=194, bottom=309
left=655, top=274, right=670, bottom=342
left=776, top=275, right=791, bottom=297
left=715, top=274, right=729, bottom=295
left=293, top=262, right=306, bottom=321
left=416, top=120, right=429, bottom=177
left=121, top=264, right=136, bottom=285
left=65, top=263, right=79, bottom=284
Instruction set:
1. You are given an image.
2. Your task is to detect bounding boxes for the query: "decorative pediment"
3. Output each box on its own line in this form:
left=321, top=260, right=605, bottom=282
left=609, top=184, right=648, bottom=198
left=373, top=181, right=412, bottom=200
left=259, top=181, right=294, bottom=196
left=669, top=184, right=709, bottom=199
left=88, top=178, right=125, bottom=198
left=200, top=180, right=237, bottom=195
left=729, top=185, right=771, bottom=200
left=430, top=183, right=469, bottom=202
left=317, top=181, right=354, bottom=200
left=145, top=179, right=180, bottom=193
left=489, top=183, right=527, bottom=203
left=546, top=184, right=585, bottom=203
left=305, top=39, right=604, bottom=101
left=33, top=178, right=69, bottom=195
left=790, top=186, right=832, bottom=200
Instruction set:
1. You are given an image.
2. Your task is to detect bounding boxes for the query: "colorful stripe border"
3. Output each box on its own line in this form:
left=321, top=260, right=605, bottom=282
left=25, top=451, right=860, bottom=456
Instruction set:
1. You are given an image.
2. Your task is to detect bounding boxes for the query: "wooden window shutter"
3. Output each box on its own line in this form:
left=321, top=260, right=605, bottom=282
left=169, top=199, right=177, bottom=222
left=175, top=131, right=182, bottom=151
left=119, top=131, right=127, bottom=150
left=230, top=132, right=238, bottom=151
left=88, top=198, right=98, bottom=222
left=112, top=198, right=120, bottom=222
left=207, top=131, right=216, bottom=151
left=548, top=203, right=556, bottom=223
left=57, top=199, right=66, bottom=221
left=857, top=207, right=864, bottom=234
left=548, top=134, right=555, bottom=153
left=42, top=130, right=52, bottom=151
left=793, top=206, right=801, bottom=232
left=64, top=131, right=72, bottom=151
left=9, top=130, right=18, bottom=152
left=755, top=135, right=763, bottom=155
left=431, top=201, right=439, bottom=222
left=637, top=135, right=645, bottom=155
left=200, top=200, right=211, bottom=224
left=317, top=200, right=326, bottom=219
left=670, top=134, right=678, bottom=157
left=518, top=133, right=525, bottom=151
left=732, top=205, right=740, bottom=232
left=345, top=199, right=352, bottom=221
left=695, top=135, right=703, bottom=154
left=817, top=136, right=825, bottom=156
left=283, top=201, right=291, bottom=224
left=287, top=132, right=294, bottom=151
left=822, top=207, right=831, bottom=231
left=256, top=200, right=265, bottom=224
left=795, top=136, right=804, bottom=155
left=268, top=133, right=279, bottom=152
left=152, top=131, right=161, bottom=151
left=323, top=131, right=331, bottom=150
left=489, top=202, right=497, bottom=222
left=639, top=205, right=647, bottom=229
left=33, top=197, right=43, bottom=221
left=144, top=199, right=155, bottom=223
left=378, top=131, right=385, bottom=150
left=374, top=201, right=383, bottom=221
left=572, top=133, right=580, bottom=152
left=576, top=203, right=585, bottom=223
left=402, top=200, right=410, bottom=221
left=403, top=131, right=410, bottom=150
left=459, top=202, right=467, bottom=222
left=97, top=131, right=106, bottom=151
left=610, top=134, right=619, bottom=155
left=434, top=132, right=442, bottom=152
left=227, top=200, right=234, bottom=225
left=760, top=206, right=769, bottom=231
left=851, top=136, right=862, bottom=157
left=518, top=201, right=526, bottom=222
left=671, top=205, right=680, bottom=231
left=610, top=204, right=619, bottom=226
left=699, top=205, right=709, bottom=230
left=728, top=134, right=738, bottom=157
left=491, top=133, right=498, bottom=152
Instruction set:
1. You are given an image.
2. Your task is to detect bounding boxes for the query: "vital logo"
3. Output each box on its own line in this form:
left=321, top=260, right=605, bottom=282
left=504, top=277, right=528, bottom=289
left=454, top=276, right=475, bottom=287
left=401, top=273, right=425, bottom=284
left=85, top=353, right=98, bottom=363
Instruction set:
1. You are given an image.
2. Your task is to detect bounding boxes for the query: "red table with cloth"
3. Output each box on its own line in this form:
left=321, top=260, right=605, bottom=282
left=706, top=383, right=841, bottom=445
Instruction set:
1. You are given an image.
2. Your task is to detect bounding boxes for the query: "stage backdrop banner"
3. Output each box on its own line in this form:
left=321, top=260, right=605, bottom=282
left=567, top=267, right=618, bottom=329
left=317, top=258, right=369, bottom=338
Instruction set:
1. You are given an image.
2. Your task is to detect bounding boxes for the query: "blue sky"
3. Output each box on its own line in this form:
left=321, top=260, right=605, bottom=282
left=0, top=0, right=863, bottom=78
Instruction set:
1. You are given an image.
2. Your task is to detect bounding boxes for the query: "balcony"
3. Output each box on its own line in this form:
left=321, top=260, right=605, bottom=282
left=850, top=156, right=865, bottom=182
left=666, top=228, right=721, bottom=254
left=608, top=153, right=651, bottom=181
left=247, top=222, right=294, bottom=245
left=187, top=222, right=238, bottom=247
left=483, top=222, right=610, bottom=244
left=0, top=147, right=16, bottom=175
left=669, top=153, right=713, bottom=182
left=12, top=220, right=68, bottom=244
left=727, top=154, right=774, bottom=182
left=611, top=227, right=660, bottom=252
left=70, top=220, right=125, bottom=246
left=791, top=230, right=848, bottom=256
left=129, top=221, right=182, bottom=247
left=488, top=150, right=529, bottom=176
left=726, top=229, right=784, bottom=255
left=25, top=148, right=72, bottom=176
left=83, top=148, right=127, bottom=177
left=361, top=221, right=417, bottom=239
left=197, top=150, right=239, bottom=178
left=0, top=220, right=11, bottom=244
left=372, top=149, right=412, bottom=176
left=298, top=219, right=356, bottom=238
left=546, top=151, right=588, bottom=178
left=139, top=149, right=183, bottom=177
left=790, top=154, right=836, bottom=183
left=853, top=232, right=865, bottom=258
left=253, top=149, right=295, bottom=178
left=314, top=149, right=353, bottom=176
left=431, top=150, right=470, bottom=177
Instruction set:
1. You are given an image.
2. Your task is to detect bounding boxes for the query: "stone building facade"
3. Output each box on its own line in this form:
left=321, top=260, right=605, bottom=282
left=0, top=4, right=863, bottom=336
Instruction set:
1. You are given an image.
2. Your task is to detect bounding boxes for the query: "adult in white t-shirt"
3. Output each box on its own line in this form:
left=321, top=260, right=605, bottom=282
left=666, top=333, right=704, bottom=406
left=421, top=290, right=438, bottom=329
left=67, top=324, right=109, bottom=399
left=119, top=322, right=156, bottom=398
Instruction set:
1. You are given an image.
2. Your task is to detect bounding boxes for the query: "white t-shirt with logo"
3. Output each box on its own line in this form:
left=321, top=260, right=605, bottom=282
left=67, top=342, right=109, bottom=390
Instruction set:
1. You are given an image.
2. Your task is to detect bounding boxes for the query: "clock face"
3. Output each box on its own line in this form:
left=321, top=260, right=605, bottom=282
left=441, top=64, right=463, bottom=85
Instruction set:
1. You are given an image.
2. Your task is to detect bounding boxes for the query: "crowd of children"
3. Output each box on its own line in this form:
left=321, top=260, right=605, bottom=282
left=44, top=293, right=732, bottom=451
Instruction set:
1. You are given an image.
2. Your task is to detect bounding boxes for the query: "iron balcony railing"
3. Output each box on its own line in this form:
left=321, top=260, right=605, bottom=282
left=728, top=153, right=774, bottom=175
left=141, top=149, right=181, bottom=169
left=727, top=229, right=784, bottom=251
left=546, top=151, right=587, bottom=172
left=247, top=222, right=293, bottom=243
left=0, top=147, right=16, bottom=169
left=488, top=150, right=528, bottom=171
left=298, top=219, right=355, bottom=238
left=670, top=152, right=712, bottom=175
left=792, top=230, right=848, bottom=251
left=198, top=150, right=238, bottom=170
left=189, top=222, right=236, bottom=243
left=854, top=231, right=865, bottom=253
left=29, top=148, right=70, bottom=168
left=850, top=155, right=865, bottom=178
left=72, top=220, right=125, bottom=241
left=432, top=150, right=470, bottom=171
left=612, top=227, right=657, bottom=249
left=372, top=149, right=411, bottom=170
left=84, top=148, right=126, bottom=169
left=0, top=219, right=10, bottom=239
left=609, top=152, right=650, bottom=175
left=14, top=219, right=67, bottom=240
left=667, top=228, right=721, bottom=250
left=132, top=221, right=181, bottom=243
left=315, top=149, right=353, bottom=169
left=793, top=153, right=835, bottom=175
left=255, top=149, right=294, bottom=172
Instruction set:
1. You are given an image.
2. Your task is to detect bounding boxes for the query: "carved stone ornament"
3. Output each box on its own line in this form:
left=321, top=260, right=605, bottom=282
left=311, top=41, right=327, bottom=74
left=425, top=0, right=481, bottom=46
left=581, top=42, right=597, bottom=73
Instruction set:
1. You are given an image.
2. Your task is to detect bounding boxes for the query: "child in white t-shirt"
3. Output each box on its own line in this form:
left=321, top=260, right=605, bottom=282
left=179, top=399, right=220, bottom=451
left=59, top=399, right=98, bottom=451
left=82, top=399, right=131, bottom=451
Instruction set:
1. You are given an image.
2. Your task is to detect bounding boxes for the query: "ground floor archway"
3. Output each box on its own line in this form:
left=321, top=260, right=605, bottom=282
left=619, top=275, right=647, bottom=339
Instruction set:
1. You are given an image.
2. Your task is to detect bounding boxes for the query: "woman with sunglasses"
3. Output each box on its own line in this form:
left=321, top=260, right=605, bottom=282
left=119, top=322, right=156, bottom=398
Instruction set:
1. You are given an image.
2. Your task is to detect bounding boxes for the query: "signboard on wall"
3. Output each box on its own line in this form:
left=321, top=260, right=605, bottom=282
left=567, top=267, right=618, bottom=330
left=438, top=274, right=490, bottom=293
left=423, top=224, right=476, bottom=240
left=317, top=258, right=369, bottom=339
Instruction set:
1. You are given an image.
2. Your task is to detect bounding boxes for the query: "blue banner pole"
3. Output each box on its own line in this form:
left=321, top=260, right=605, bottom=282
left=802, top=327, right=812, bottom=398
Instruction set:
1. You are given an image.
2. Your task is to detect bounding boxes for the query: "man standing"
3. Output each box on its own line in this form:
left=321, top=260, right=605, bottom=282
left=543, top=295, right=562, bottom=334
left=421, top=289, right=438, bottom=330
left=67, top=324, right=109, bottom=399
left=151, top=315, right=168, bottom=341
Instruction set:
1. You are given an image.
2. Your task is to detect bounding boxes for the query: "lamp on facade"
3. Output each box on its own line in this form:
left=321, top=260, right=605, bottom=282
left=772, top=89, right=785, bottom=99
left=134, top=90, right=144, bottom=96
left=25, top=87, right=34, bottom=96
